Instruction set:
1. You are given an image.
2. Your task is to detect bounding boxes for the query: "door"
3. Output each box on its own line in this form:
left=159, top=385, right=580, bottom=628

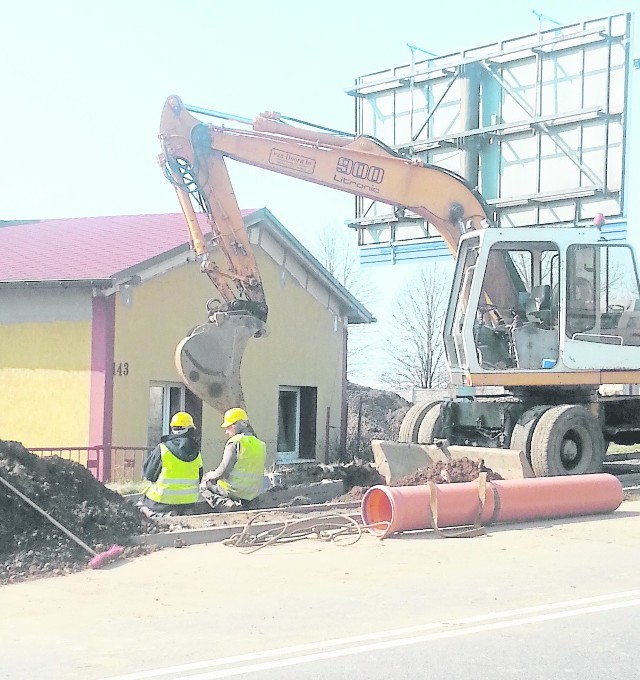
left=277, top=386, right=300, bottom=463
left=147, top=383, right=202, bottom=447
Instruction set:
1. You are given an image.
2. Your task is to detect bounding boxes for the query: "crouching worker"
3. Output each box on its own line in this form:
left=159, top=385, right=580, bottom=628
left=200, top=407, right=267, bottom=511
left=139, top=411, right=203, bottom=518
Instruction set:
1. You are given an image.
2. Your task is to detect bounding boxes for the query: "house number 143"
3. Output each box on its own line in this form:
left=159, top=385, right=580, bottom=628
left=113, top=362, right=129, bottom=376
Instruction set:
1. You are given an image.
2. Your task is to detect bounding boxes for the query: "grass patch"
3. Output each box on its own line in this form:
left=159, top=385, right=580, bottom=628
left=608, top=443, right=639, bottom=454
left=106, top=480, right=148, bottom=495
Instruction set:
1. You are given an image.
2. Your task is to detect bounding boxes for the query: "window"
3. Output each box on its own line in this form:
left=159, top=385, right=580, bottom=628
left=567, top=244, right=640, bottom=345
left=147, top=383, right=202, bottom=447
left=566, top=245, right=597, bottom=338
left=277, top=386, right=317, bottom=463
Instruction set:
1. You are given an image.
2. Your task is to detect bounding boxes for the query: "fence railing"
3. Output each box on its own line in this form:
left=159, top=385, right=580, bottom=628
left=29, top=446, right=152, bottom=484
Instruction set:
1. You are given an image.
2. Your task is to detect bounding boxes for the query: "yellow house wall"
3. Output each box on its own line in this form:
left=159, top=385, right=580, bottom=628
left=241, top=251, right=345, bottom=466
left=111, top=261, right=209, bottom=449
left=112, top=245, right=346, bottom=473
left=0, top=288, right=92, bottom=448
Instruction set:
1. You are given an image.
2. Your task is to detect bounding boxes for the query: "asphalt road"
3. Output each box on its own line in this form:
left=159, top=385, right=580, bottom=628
left=172, top=598, right=637, bottom=679
left=1, top=498, right=640, bottom=680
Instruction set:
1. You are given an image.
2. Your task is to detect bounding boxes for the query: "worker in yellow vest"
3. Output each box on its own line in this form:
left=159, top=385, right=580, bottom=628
left=139, top=411, right=203, bottom=518
left=200, top=407, right=267, bottom=511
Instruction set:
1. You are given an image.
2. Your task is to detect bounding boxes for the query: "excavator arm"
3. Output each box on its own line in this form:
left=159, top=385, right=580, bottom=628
left=159, top=94, right=503, bottom=413
left=159, top=95, right=491, bottom=260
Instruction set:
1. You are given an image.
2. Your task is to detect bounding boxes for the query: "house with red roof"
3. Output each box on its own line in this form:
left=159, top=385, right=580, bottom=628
left=0, top=209, right=373, bottom=481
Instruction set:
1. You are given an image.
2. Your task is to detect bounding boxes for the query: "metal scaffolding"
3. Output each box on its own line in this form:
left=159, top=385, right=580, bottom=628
left=348, top=13, right=634, bottom=264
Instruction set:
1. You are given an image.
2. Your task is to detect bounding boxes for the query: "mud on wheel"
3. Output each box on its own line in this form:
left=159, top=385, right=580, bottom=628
left=529, top=404, right=606, bottom=477
left=509, top=405, right=551, bottom=462
left=398, top=401, right=440, bottom=443
left=417, top=403, right=445, bottom=444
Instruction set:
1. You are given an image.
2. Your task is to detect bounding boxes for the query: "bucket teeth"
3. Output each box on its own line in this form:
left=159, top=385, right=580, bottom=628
left=175, top=314, right=267, bottom=414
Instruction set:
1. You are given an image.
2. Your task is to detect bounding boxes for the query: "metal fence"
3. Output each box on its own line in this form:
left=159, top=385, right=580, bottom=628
left=29, top=446, right=152, bottom=484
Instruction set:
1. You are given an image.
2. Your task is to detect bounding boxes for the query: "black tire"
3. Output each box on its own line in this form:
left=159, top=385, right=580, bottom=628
left=509, top=405, right=552, bottom=462
left=398, top=401, right=440, bottom=443
left=530, top=404, right=606, bottom=477
left=417, top=403, right=445, bottom=444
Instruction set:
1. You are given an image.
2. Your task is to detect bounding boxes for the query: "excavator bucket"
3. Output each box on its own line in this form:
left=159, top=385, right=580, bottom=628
left=175, top=314, right=267, bottom=414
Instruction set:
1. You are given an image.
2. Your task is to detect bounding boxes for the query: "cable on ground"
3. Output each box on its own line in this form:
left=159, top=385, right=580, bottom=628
left=223, top=513, right=382, bottom=554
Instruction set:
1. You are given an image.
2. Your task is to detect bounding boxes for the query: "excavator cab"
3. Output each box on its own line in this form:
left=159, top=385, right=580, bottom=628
left=445, top=226, right=640, bottom=386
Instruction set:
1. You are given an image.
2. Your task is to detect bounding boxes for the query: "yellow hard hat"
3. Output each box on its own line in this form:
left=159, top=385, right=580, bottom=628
left=221, top=407, right=248, bottom=428
left=170, top=411, right=194, bottom=429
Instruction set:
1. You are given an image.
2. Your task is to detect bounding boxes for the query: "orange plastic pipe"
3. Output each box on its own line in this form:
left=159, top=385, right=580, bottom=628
left=361, top=474, right=623, bottom=539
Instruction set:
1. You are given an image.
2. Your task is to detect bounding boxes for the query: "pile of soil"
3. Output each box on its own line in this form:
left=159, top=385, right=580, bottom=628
left=346, top=382, right=411, bottom=461
left=394, top=457, right=503, bottom=486
left=0, top=440, right=156, bottom=585
left=334, top=457, right=502, bottom=502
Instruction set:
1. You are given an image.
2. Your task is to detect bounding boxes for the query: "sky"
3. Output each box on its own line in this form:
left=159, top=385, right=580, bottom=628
left=2, top=0, right=636, bottom=387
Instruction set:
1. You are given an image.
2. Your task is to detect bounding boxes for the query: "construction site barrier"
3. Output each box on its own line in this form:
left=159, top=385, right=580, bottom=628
left=361, top=473, right=624, bottom=539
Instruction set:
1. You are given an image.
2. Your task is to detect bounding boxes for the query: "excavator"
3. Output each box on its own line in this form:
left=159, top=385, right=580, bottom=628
left=159, top=94, right=640, bottom=479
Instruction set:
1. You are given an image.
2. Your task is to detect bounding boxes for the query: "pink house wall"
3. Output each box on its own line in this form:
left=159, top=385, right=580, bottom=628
left=88, top=295, right=115, bottom=481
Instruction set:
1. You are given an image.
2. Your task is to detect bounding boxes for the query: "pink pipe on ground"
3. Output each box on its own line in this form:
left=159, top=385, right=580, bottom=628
left=361, top=474, right=624, bottom=539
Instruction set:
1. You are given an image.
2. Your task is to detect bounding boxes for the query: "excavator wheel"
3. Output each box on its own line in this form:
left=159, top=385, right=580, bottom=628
left=398, top=401, right=440, bottom=443
left=529, top=404, right=606, bottom=476
left=417, top=403, right=445, bottom=444
left=509, top=405, right=552, bottom=462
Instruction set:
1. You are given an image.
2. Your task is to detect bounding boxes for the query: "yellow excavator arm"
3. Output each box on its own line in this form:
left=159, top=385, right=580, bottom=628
left=159, top=95, right=491, bottom=268
left=158, top=94, right=495, bottom=413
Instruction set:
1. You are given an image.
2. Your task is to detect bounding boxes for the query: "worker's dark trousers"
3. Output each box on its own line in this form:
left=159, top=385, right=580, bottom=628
left=138, top=496, right=196, bottom=516
left=201, top=482, right=252, bottom=511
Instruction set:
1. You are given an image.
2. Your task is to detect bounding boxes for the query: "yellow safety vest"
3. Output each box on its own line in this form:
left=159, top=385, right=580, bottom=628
left=218, top=433, right=266, bottom=501
left=146, top=444, right=202, bottom=505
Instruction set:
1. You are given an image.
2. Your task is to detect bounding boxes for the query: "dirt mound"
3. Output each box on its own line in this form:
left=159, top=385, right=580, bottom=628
left=335, top=485, right=371, bottom=502
left=0, top=440, right=156, bottom=585
left=392, top=458, right=503, bottom=486
left=333, top=458, right=502, bottom=502
left=346, top=382, right=411, bottom=461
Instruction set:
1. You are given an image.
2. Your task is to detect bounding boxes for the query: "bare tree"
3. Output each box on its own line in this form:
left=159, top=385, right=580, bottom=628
left=316, top=223, right=372, bottom=303
left=313, top=224, right=377, bottom=381
left=383, top=264, right=450, bottom=389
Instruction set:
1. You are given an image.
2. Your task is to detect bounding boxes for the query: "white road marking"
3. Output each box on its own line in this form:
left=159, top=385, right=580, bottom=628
left=100, top=589, right=640, bottom=680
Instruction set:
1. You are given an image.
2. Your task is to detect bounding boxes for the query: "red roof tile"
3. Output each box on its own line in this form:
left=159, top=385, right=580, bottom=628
left=0, top=211, right=255, bottom=282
